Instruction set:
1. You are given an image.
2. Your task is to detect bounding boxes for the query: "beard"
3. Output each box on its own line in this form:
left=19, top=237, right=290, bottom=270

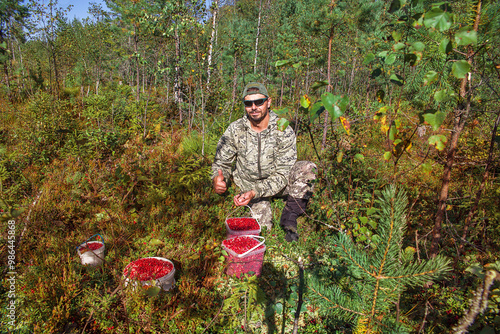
left=246, top=108, right=269, bottom=123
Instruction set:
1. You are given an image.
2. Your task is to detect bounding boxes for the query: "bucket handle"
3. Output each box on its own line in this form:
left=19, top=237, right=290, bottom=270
left=77, top=233, right=105, bottom=252
left=235, top=235, right=265, bottom=258
left=226, top=205, right=261, bottom=229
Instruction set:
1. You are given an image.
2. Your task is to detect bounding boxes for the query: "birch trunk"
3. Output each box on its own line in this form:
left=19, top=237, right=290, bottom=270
left=253, top=0, right=263, bottom=75
left=206, top=0, right=218, bottom=88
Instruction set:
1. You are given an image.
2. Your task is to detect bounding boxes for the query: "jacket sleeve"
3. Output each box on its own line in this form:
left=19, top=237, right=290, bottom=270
left=211, top=126, right=237, bottom=182
left=252, top=127, right=297, bottom=198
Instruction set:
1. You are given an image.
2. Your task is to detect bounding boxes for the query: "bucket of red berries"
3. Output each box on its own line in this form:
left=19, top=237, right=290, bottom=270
left=221, top=235, right=265, bottom=278
left=225, top=205, right=261, bottom=239
left=123, top=257, right=176, bottom=291
left=77, top=234, right=105, bottom=266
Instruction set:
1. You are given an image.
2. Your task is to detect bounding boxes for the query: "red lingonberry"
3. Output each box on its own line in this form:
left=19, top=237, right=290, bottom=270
left=222, top=236, right=265, bottom=278
left=222, top=236, right=264, bottom=254
left=123, top=258, right=173, bottom=281
left=226, top=218, right=259, bottom=231
left=79, top=242, right=103, bottom=253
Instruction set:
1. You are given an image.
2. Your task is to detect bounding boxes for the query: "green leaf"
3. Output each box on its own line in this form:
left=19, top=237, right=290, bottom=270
left=363, top=53, right=375, bottom=65
left=277, top=118, right=290, bottom=131
left=367, top=207, right=378, bottom=215
left=389, top=0, right=401, bottom=13
left=144, top=286, right=161, bottom=297
left=309, top=102, right=325, bottom=123
left=311, top=80, right=329, bottom=91
left=411, top=41, right=425, bottom=52
left=300, top=95, right=311, bottom=109
left=439, top=38, right=453, bottom=54
left=275, top=302, right=283, bottom=313
left=274, top=107, right=290, bottom=117
left=322, top=93, right=343, bottom=119
left=479, top=326, right=496, bottom=334
left=354, top=153, right=365, bottom=162
left=359, top=217, right=368, bottom=224
left=452, top=60, right=471, bottom=79
left=338, top=96, right=349, bottom=112
left=455, top=26, right=477, bottom=46
left=424, top=8, right=452, bottom=31
left=11, top=208, right=25, bottom=218
left=376, top=90, right=385, bottom=103
left=357, top=235, right=367, bottom=242
left=465, top=264, right=484, bottom=277
left=423, top=111, right=446, bottom=130
left=149, top=239, right=164, bottom=246
left=392, top=31, right=402, bottom=43
left=275, top=59, right=292, bottom=68
left=404, top=54, right=417, bottom=66
left=423, top=71, right=439, bottom=85
left=428, top=134, right=448, bottom=150
left=383, top=151, right=392, bottom=161
left=378, top=51, right=388, bottom=58
left=385, top=53, right=397, bottom=65
left=389, top=122, right=397, bottom=140
left=390, top=74, right=404, bottom=86
left=392, top=42, right=405, bottom=51
left=322, top=92, right=336, bottom=113
left=434, top=89, right=454, bottom=102
left=371, top=68, right=382, bottom=78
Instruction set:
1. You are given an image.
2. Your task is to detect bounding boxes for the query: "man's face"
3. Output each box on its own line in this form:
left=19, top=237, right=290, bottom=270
left=244, top=93, right=271, bottom=124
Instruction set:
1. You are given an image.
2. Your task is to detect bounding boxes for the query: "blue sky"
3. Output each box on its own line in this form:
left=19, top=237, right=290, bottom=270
left=59, top=0, right=109, bottom=20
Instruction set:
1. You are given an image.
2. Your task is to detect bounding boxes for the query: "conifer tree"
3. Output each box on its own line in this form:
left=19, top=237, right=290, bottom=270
left=308, top=185, right=451, bottom=332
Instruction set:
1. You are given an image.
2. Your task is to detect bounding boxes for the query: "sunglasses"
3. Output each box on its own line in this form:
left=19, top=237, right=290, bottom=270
left=243, top=97, right=268, bottom=107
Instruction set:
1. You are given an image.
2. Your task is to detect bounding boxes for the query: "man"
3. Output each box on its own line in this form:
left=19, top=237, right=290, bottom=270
left=212, top=82, right=316, bottom=242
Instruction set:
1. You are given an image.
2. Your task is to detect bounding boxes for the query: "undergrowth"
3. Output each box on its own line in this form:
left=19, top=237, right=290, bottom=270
left=0, top=97, right=499, bottom=333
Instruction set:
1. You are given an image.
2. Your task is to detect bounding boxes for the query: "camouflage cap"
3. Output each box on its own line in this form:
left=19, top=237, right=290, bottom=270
left=242, top=82, right=269, bottom=99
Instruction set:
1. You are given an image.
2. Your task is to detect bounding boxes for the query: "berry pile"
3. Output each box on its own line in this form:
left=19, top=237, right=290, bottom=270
left=226, top=217, right=260, bottom=231
left=123, top=258, right=174, bottom=281
left=79, top=242, right=103, bottom=253
left=222, top=236, right=264, bottom=254
left=222, top=236, right=265, bottom=278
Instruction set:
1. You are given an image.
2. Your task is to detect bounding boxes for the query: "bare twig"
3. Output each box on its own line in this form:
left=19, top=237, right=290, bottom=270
left=201, top=298, right=226, bottom=334
left=292, top=257, right=304, bottom=334
left=418, top=300, right=431, bottom=334
left=18, top=190, right=43, bottom=249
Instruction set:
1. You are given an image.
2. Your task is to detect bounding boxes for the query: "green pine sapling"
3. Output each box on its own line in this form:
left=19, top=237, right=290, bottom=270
left=308, top=185, right=451, bottom=332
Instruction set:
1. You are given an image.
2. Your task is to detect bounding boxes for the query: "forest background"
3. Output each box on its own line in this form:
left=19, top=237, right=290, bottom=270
left=1, top=0, right=499, bottom=333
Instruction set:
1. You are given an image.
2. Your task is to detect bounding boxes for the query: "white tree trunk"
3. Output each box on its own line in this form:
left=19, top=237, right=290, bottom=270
left=253, top=0, right=263, bottom=74
left=206, top=0, right=219, bottom=88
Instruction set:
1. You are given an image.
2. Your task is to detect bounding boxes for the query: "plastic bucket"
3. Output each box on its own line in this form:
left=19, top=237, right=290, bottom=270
left=225, top=205, right=261, bottom=239
left=123, top=257, right=176, bottom=291
left=77, top=234, right=105, bottom=266
left=222, top=235, right=266, bottom=278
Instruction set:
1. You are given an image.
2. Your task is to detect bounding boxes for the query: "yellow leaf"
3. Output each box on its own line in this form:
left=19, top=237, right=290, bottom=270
left=380, top=124, right=390, bottom=134
left=337, top=151, right=343, bottom=163
left=339, top=116, right=350, bottom=135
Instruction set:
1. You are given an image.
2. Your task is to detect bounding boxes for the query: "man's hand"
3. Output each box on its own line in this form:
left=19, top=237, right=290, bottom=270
left=213, top=170, right=227, bottom=194
left=234, top=190, right=256, bottom=206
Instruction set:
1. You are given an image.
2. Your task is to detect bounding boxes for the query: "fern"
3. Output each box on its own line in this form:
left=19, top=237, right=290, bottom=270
left=308, top=185, right=452, bottom=332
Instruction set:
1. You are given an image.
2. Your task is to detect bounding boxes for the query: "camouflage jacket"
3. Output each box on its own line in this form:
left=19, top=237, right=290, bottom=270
left=211, top=111, right=297, bottom=198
